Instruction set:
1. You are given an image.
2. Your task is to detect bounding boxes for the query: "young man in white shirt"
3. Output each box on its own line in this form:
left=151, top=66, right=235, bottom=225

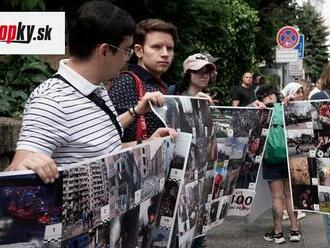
left=7, top=0, right=174, bottom=183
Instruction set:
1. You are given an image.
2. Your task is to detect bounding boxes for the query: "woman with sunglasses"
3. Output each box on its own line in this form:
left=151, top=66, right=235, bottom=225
left=178, top=53, right=216, bottom=97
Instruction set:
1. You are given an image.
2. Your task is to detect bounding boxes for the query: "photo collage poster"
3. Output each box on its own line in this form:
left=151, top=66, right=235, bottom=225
left=102, top=132, right=191, bottom=248
left=151, top=96, right=217, bottom=247
left=0, top=134, right=191, bottom=248
left=210, top=106, right=273, bottom=225
left=284, top=100, right=330, bottom=214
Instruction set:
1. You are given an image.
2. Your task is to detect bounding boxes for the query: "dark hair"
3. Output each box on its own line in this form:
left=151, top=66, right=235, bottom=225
left=298, top=78, right=312, bottom=88
left=178, top=70, right=192, bottom=93
left=179, top=66, right=214, bottom=93
left=134, top=19, right=178, bottom=46
left=258, top=76, right=267, bottom=85
left=256, top=84, right=278, bottom=101
left=69, top=1, right=135, bottom=60
left=321, top=63, right=330, bottom=90
left=252, top=73, right=259, bottom=82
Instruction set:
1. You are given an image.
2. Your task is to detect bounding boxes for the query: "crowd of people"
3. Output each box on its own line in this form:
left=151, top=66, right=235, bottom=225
left=5, top=0, right=330, bottom=247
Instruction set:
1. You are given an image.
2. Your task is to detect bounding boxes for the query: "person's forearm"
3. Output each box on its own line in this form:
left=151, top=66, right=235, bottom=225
left=118, top=110, right=135, bottom=129
left=121, top=127, right=175, bottom=149
left=122, top=140, right=144, bottom=149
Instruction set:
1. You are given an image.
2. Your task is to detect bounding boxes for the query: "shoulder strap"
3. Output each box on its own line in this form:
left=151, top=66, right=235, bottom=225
left=324, top=90, right=330, bottom=99
left=121, top=70, right=167, bottom=95
left=119, top=71, right=148, bottom=140
left=52, top=74, right=122, bottom=138
left=120, top=71, right=146, bottom=100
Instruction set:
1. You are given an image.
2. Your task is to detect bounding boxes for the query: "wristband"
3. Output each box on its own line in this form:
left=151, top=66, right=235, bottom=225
left=133, top=106, right=139, bottom=116
left=128, top=107, right=136, bottom=118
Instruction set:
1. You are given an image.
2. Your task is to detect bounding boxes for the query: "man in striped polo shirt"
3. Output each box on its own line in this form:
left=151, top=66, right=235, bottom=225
left=7, top=0, right=174, bottom=183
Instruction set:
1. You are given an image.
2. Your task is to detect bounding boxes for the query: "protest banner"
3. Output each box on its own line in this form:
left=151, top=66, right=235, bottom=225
left=0, top=134, right=191, bottom=247
left=210, top=106, right=272, bottom=226
left=151, top=96, right=216, bottom=247
left=284, top=100, right=330, bottom=214
left=151, top=98, right=273, bottom=244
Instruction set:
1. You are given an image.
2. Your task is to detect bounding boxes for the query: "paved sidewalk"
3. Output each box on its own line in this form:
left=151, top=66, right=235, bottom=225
left=206, top=210, right=328, bottom=248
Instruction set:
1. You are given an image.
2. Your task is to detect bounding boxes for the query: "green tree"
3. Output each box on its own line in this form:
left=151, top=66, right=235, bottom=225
left=0, top=56, right=54, bottom=117
left=0, top=0, right=53, bottom=117
left=296, top=2, right=329, bottom=81
left=250, top=0, right=299, bottom=65
left=0, top=0, right=46, bottom=10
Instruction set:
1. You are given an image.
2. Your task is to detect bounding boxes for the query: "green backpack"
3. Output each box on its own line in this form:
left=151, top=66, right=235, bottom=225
left=263, top=103, right=287, bottom=165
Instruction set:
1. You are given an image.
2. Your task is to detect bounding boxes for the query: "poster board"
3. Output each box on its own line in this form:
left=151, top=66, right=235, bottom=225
left=284, top=100, right=330, bottom=214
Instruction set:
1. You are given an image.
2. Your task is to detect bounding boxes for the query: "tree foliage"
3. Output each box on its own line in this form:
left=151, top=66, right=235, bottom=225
left=0, top=0, right=53, bottom=117
left=0, top=0, right=46, bottom=10
left=0, top=56, right=54, bottom=117
left=296, top=2, right=329, bottom=82
left=250, top=0, right=299, bottom=64
left=250, top=0, right=329, bottom=82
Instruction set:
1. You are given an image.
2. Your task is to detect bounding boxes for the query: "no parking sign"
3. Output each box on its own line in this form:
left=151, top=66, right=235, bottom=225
left=276, top=26, right=300, bottom=49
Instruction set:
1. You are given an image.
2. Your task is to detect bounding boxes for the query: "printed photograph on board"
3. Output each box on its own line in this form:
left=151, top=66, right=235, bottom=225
left=284, top=102, right=313, bottom=130
left=62, top=159, right=111, bottom=240
left=289, top=157, right=312, bottom=186
left=287, top=129, right=315, bottom=157
left=317, top=158, right=330, bottom=186
left=318, top=186, right=330, bottom=213
left=0, top=171, right=63, bottom=247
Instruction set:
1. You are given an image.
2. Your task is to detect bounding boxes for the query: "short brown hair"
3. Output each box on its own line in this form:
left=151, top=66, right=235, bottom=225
left=134, top=18, right=178, bottom=46
left=298, top=79, right=313, bottom=91
left=321, top=63, right=330, bottom=90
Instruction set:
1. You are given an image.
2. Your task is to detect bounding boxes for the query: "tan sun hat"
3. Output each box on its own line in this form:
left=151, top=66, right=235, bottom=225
left=183, top=53, right=216, bottom=73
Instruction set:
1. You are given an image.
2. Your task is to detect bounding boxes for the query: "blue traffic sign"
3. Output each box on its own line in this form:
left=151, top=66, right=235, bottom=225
left=294, top=34, right=304, bottom=58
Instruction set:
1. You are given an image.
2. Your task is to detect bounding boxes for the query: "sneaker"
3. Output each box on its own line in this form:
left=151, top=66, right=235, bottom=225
left=264, top=230, right=285, bottom=244
left=297, top=211, right=306, bottom=220
left=289, top=230, right=301, bottom=242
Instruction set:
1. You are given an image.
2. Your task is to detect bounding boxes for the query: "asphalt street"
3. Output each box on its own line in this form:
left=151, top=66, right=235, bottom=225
left=206, top=209, right=328, bottom=248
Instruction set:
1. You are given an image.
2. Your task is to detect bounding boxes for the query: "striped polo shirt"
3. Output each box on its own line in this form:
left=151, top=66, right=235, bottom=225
left=16, top=59, right=122, bottom=166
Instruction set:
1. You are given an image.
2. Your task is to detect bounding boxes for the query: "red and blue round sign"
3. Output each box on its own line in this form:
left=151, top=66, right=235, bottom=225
left=276, top=26, right=300, bottom=49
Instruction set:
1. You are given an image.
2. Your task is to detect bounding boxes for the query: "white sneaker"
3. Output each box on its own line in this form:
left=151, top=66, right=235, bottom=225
left=297, top=211, right=306, bottom=220
left=264, top=230, right=286, bottom=244
left=289, top=230, right=301, bottom=242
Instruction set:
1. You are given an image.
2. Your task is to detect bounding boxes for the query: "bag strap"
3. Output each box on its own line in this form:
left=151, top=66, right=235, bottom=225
left=121, top=71, right=167, bottom=95
left=52, top=74, right=122, bottom=138
left=121, top=71, right=146, bottom=101
left=120, top=71, right=149, bottom=140
left=323, top=90, right=330, bottom=99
